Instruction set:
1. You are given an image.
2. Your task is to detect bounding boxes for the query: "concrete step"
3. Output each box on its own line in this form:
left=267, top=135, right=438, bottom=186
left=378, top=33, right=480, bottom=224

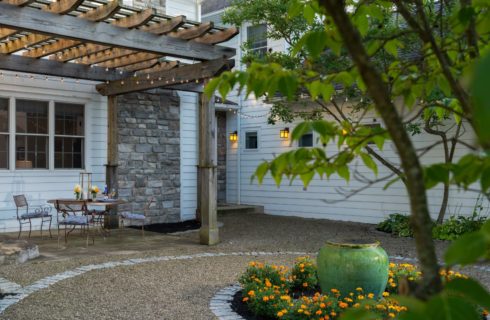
left=217, top=203, right=264, bottom=215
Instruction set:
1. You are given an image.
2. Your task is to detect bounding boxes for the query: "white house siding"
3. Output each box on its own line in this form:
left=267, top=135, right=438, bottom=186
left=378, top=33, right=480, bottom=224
left=166, top=0, right=199, bottom=20
left=0, top=72, right=107, bottom=232
left=200, top=9, right=486, bottom=223
left=226, top=97, right=483, bottom=223
left=179, top=91, right=199, bottom=221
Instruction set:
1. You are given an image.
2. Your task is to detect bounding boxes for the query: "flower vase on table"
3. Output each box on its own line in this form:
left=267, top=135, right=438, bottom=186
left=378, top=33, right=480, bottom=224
left=90, top=185, right=99, bottom=202
left=74, top=184, right=82, bottom=200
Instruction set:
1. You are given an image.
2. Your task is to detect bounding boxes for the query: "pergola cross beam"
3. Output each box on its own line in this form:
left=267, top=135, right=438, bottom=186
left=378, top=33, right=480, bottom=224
left=96, top=58, right=234, bottom=96
left=0, top=2, right=235, bottom=61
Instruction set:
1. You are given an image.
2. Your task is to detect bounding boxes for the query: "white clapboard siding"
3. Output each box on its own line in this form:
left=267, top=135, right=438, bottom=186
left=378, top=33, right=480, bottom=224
left=179, top=91, right=198, bottom=221
left=226, top=98, right=485, bottom=223
left=0, top=72, right=107, bottom=232
left=166, top=0, right=199, bottom=20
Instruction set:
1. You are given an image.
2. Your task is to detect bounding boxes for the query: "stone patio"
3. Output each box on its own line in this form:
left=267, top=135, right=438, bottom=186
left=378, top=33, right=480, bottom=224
left=0, top=213, right=488, bottom=319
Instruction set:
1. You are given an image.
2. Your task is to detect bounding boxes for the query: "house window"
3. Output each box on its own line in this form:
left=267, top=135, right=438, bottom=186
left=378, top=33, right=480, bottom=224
left=0, top=98, right=8, bottom=169
left=245, top=131, right=258, bottom=149
left=247, top=24, right=267, bottom=56
left=55, top=103, right=84, bottom=169
left=298, top=132, right=313, bottom=147
left=15, top=100, right=49, bottom=169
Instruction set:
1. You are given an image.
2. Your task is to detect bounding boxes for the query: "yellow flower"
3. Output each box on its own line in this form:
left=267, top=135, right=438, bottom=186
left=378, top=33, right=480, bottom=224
left=355, top=287, right=363, bottom=292
left=277, top=311, right=284, bottom=317
left=302, top=282, right=308, bottom=287
left=262, top=296, right=269, bottom=302
left=389, top=313, right=396, bottom=318
left=74, top=184, right=81, bottom=193
left=91, top=185, right=99, bottom=193
left=338, top=302, right=348, bottom=309
left=367, top=293, right=374, bottom=299
left=383, top=292, right=390, bottom=297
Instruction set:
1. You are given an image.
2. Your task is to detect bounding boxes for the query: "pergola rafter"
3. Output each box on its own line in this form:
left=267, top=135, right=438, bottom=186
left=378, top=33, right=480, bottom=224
left=0, top=0, right=238, bottom=246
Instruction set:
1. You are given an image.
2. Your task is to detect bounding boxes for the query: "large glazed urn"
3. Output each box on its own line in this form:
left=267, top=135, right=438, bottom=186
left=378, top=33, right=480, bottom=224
left=317, top=239, right=389, bottom=298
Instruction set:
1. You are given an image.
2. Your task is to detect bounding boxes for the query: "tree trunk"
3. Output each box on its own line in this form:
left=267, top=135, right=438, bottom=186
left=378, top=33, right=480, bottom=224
left=320, top=0, right=442, bottom=298
left=437, top=182, right=450, bottom=224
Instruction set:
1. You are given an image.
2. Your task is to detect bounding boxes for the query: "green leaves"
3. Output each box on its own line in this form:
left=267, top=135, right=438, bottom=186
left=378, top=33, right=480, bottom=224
left=360, top=152, right=378, bottom=175
left=445, top=278, right=490, bottom=310
left=445, top=231, right=487, bottom=266
left=424, top=164, right=450, bottom=189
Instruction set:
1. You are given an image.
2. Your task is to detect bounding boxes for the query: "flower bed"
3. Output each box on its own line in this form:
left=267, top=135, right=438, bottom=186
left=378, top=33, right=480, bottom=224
left=235, top=257, right=472, bottom=319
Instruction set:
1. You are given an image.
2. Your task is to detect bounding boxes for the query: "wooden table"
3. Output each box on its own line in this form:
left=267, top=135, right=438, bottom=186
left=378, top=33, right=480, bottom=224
left=47, top=198, right=125, bottom=235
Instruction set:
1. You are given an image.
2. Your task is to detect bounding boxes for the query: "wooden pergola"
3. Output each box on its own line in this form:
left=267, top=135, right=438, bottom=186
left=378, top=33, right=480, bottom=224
left=0, top=0, right=238, bottom=245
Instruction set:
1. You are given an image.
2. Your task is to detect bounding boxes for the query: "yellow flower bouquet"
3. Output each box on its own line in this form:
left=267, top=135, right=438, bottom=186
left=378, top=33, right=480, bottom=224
left=74, top=184, right=82, bottom=200
left=90, top=185, right=99, bottom=200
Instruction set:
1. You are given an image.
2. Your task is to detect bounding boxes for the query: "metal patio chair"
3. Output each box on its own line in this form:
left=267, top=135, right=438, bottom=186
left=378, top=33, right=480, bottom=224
left=13, top=194, right=52, bottom=239
left=54, top=200, right=94, bottom=246
left=119, top=197, right=154, bottom=237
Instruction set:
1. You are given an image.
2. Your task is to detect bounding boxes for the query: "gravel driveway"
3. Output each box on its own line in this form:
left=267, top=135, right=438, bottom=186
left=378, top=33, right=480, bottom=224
left=0, top=212, right=488, bottom=319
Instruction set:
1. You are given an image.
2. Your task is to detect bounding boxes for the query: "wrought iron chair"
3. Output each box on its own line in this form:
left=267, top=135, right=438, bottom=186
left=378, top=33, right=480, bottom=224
left=119, top=197, right=154, bottom=237
left=13, top=195, right=52, bottom=239
left=54, top=200, right=94, bottom=246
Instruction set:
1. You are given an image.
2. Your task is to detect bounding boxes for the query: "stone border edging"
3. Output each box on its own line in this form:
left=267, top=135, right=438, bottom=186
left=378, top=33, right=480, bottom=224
left=0, top=251, right=307, bottom=314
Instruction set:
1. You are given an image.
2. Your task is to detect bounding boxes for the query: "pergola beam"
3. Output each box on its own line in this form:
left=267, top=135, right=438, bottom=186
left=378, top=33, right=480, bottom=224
left=0, top=34, right=51, bottom=54
left=112, top=8, right=155, bottom=28
left=0, top=53, right=130, bottom=81
left=46, top=0, right=84, bottom=14
left=1, top=0, right=34, bottom=6
left=23, top=39, right=80, bottom=59
left=141, top=15, right=186, bottom=35
left=97, top=52, right=160, bottom=69
left=195, top=27, right=239, bottom=45
left=31, top=7, right=156, bottom=59
left=0, top=2, right=235, bottom=60
left=120, top=58, right=160, bottom=72
left=79, top=0, right=121, bottom=22
left=0, top=28, right=18, bottom=41
left=170, top=22, right=213, bottom=40
left=96, top=58, right=234, bottom=96
left=77, top=47, right=136, bottom=65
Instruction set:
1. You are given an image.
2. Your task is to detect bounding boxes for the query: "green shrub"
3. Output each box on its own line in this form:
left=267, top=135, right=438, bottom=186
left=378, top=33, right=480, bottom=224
left=376, top=213, right=413, bottom=237
left=432, top=213, right=487, bottom=240
left=377, top=211, right=488, bottom=240
left=290, top=256, right=318, bottom=291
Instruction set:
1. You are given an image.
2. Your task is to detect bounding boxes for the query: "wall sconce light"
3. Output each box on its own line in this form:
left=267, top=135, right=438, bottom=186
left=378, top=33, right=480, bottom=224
left=229, top=131, right=238, bottom=142
left=279, top=128, right=289, bottom=139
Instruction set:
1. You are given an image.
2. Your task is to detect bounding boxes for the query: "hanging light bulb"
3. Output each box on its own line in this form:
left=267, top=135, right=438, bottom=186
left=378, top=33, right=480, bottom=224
left=119, top=70, right=123, bottom=75
left=136, top=80, right=140, bottom=85
left=146, top=74, right=150, bottom=79
left=105, top=67, right=109, bottom=72
left=158, top=77, right=162, bottom=81
left=195, top=79, right=199, bottom=83
left=61, top=77, right=64, bottom=83
left=15, top=74, right=19, bottom=79
left=151, top=80, right=154, bottom=85
left=121, top=80, right=125, bottom=85
left=106, top=80, right=109, bottom=84
left=45, top=76, right=48, bottom=81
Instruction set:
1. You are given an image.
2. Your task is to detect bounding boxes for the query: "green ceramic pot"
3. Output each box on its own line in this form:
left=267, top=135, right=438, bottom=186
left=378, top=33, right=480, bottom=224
left=317, top=239, right=389, bottom=298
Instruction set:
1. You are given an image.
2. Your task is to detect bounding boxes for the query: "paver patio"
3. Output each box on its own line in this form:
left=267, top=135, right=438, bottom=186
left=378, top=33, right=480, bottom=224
left=0, top=213, right=489, bottom=319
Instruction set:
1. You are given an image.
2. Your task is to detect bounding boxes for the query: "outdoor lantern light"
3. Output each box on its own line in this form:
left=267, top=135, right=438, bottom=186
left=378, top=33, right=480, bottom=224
left=280, top=128, right=289, bottom=139
left=229, top=131, right=238, bottom=142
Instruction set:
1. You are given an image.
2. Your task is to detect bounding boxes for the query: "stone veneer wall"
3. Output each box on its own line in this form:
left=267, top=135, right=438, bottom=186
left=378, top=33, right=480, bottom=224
left=216, top=111, right=227, bottom=203
left=117, top=89, right=181, bottom=224
left=132, top=0, right=165, bottom=14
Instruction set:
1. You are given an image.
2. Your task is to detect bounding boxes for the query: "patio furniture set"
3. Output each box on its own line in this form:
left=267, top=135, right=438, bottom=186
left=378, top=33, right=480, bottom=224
left=13, top=194, right=154, bottom=245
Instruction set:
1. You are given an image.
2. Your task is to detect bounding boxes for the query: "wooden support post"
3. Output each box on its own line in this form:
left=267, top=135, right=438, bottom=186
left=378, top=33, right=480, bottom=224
left=105, top=95, right=119, bottom=228
left=198, top=87, right=218, bottom=245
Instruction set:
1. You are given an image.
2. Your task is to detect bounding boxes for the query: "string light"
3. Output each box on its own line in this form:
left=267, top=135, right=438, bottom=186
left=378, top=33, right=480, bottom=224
left=136, top=80, right=139, bottom=85
left=119, top=70, right=123, bottom=75
left=146, top=74, right=150, bottom=80
left=105, top=67, right=109, bottom=72
left=120, top=80, right=124, bottom=85
left=60, top=77, right=64, bottom=83
left=150, top=80, right=154, bottom=85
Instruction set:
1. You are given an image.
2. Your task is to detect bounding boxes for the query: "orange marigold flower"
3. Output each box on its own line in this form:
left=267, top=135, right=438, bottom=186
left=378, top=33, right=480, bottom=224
left=367, top=293, right=374, bottom=299
left=389, top=313, right=396, bottom=318
left=338, top=302, right=348, bottom=309
left=330, top=311, right=337, bottom=317
left=263, top=296, right=269, bottom=302
left=277, top=311, right=284, bottom=317
left=303, top=282, right=308, bottom=287
left=316, top=310, right=322, bottom=315
left=248, top=290, right=255, bottom=297
left=330, top=288, right=339, bottom=294
left=320, top=303, right=326, bottom=308
left=242, top=297, right=249, bottom=302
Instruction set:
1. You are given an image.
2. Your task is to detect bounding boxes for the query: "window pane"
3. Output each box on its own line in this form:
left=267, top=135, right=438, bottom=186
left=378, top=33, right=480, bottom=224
left=0, top=98, right=8, bottom=133
left=245, top=132, right=258, bottom=149
left=247, top=24, right=267, bottom=54
left=55, top=103, right=84, bottom=136
left=16, top=100, right=48, bottom=134
left=0, top=135, right=8, bottom=169
left=55, top=137, right=84, bottom=169
left=15, top=135, right=48, bottom=169
left=299, top=133, right=313, bottom=147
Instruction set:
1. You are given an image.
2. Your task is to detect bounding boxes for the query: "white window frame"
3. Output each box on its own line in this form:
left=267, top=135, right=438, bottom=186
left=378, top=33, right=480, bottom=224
left=243, top=128, right=260, bottom=151
left=0, top=96, right=9, bottom=170
left=297, top=131, right=314, bottom=148
left=0, top=95, right=88, bottom=171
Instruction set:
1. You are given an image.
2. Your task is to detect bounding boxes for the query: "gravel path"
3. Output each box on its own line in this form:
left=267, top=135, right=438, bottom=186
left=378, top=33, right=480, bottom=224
left=0, top=213, right=488, bottom=319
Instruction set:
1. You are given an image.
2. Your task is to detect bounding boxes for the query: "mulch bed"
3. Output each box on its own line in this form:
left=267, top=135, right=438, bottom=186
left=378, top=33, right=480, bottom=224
left=129, top=220, right=201, bottom=234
